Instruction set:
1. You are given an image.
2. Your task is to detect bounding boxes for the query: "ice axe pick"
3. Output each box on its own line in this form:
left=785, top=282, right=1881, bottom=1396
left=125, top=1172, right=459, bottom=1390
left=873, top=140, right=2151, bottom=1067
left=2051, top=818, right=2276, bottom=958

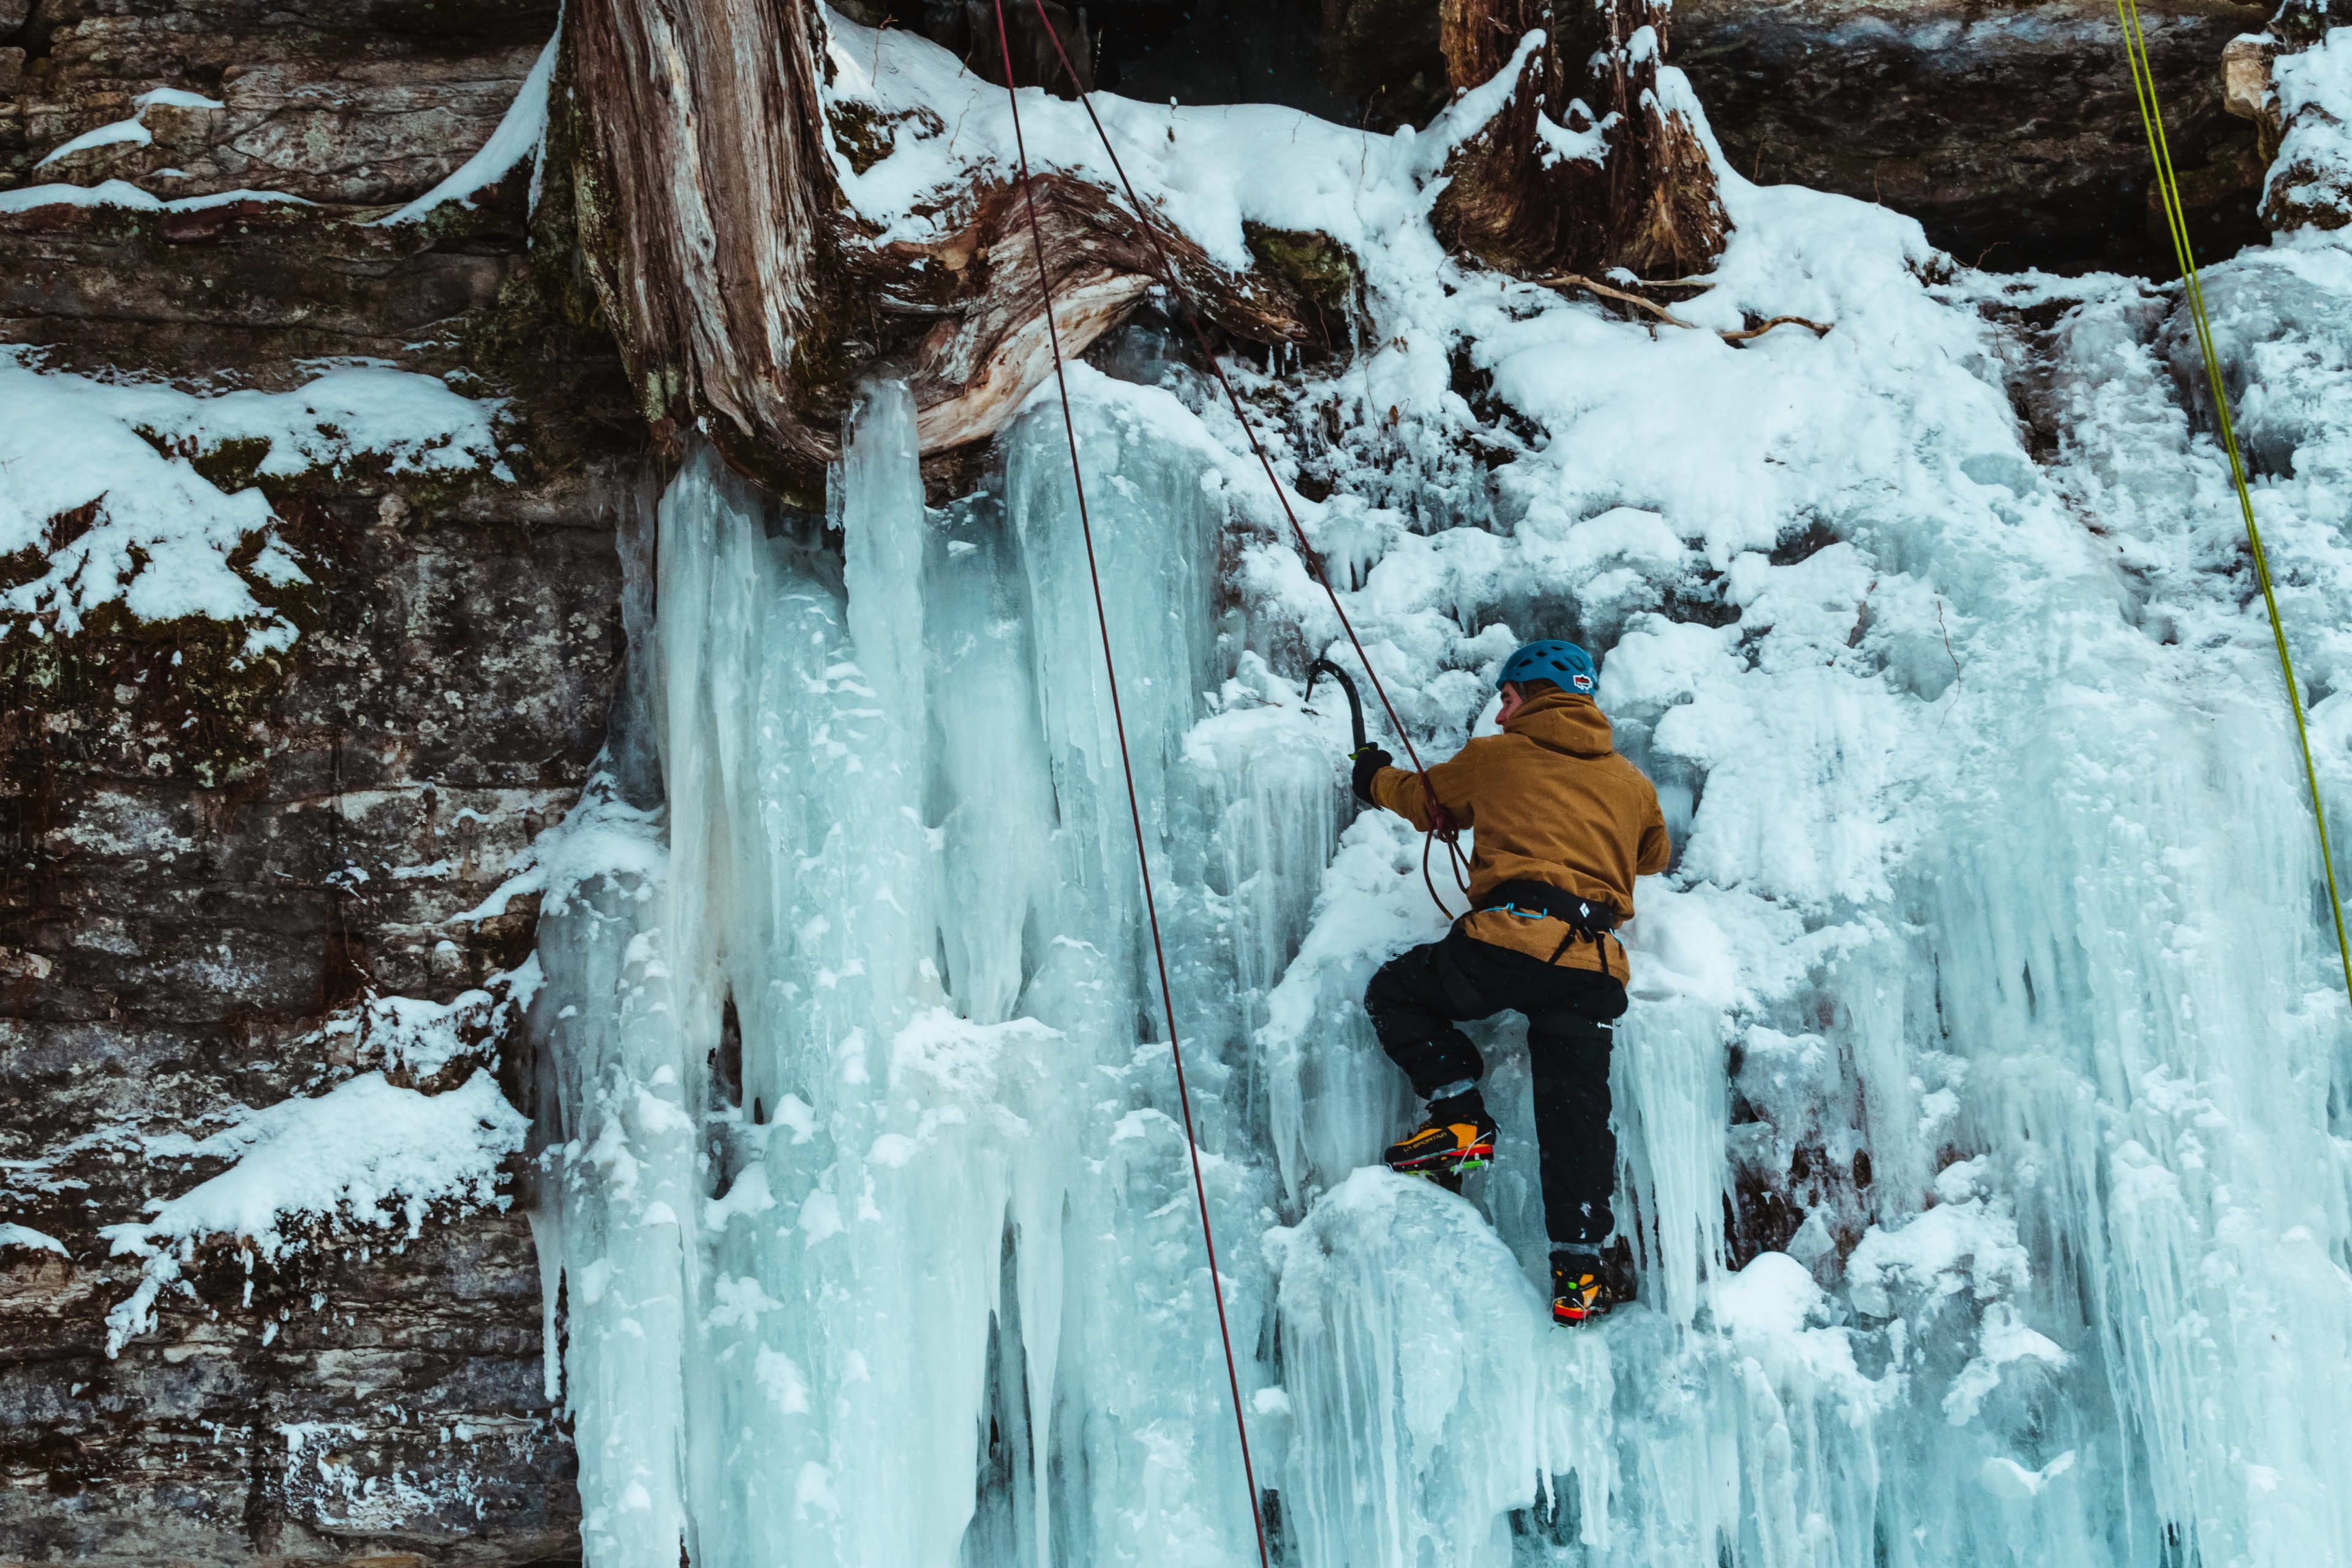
left=1305, top=657, right=1369, bottom=756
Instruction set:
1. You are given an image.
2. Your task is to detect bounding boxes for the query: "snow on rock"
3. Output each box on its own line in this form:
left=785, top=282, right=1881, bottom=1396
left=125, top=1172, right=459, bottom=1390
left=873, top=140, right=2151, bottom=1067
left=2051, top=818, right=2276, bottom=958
left=304, top=959, right=545, bottom=1085
left=31, top=87, right=230, bottom=171
left=0, top=1221, right=70, bottom=1256
left=2266, top=29, right=2352, bottom=230
left=0, top=354, right=507, bottom=650
left=375, top=24, right=560, bottom=227
left=0, top=181, right=318, bottom=214
left=32, top=115, right=156, bottom=168
left=99, top=1070, right=528, bottom=1355
left=820, top=7, right=1533, bottom=272
left=134, top=88, right=227, bottom=111
left=1845, top=1165, right=2032, bottom=1319
left=276, top=1415, right=544, bottom=1533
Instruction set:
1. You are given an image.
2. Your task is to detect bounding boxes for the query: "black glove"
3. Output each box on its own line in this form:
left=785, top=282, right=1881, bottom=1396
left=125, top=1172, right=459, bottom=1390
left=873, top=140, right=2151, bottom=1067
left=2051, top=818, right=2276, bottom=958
left=1349, top=745, right=1393, bottom=806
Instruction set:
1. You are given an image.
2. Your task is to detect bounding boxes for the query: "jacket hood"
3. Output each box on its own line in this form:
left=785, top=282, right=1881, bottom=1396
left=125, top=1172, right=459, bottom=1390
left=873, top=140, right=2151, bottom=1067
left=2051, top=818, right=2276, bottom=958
left=1504, top=688, right=1613, bottom=756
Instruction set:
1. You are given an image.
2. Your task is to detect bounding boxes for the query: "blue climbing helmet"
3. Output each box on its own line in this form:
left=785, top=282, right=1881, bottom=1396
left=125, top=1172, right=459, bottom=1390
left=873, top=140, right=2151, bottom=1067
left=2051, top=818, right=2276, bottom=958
left=1498, top=639, right=1596, bottom=697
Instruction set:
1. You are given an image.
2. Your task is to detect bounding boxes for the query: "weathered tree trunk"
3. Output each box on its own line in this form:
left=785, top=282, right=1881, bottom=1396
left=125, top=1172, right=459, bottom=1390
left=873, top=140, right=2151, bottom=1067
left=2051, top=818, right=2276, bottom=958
left=570, top=0, right=849, bottom=486
left=1433, top=0, right=1728, bottom=279
left=567, top=0, right=1316, bottom=493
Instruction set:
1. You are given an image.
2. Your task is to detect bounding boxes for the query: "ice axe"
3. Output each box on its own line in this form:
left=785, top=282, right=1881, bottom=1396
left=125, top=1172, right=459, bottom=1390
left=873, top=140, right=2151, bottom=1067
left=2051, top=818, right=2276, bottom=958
left=1305, top=657, right=1368, bottom=756
left=1308, top=655, right=1467, bottom=916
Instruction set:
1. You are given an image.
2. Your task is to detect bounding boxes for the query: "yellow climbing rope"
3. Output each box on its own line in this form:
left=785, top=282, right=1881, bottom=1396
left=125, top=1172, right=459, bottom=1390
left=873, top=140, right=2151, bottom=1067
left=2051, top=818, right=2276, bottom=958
left=2113, top=0, right=2352, bottom=1012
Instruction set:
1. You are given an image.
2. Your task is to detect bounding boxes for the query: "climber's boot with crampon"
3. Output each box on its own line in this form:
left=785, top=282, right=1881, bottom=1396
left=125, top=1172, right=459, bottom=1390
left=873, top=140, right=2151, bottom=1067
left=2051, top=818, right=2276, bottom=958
left=1384, top=1096, right=1498, bottom=1193
left=1551, top=1247, right=1632, bottom=1326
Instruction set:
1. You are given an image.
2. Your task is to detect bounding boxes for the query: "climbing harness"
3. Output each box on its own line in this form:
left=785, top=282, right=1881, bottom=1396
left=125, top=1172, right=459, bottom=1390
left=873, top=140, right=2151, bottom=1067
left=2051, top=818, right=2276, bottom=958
left=1017, top=0, right=1475, bottom=919
left=982, top=9, right=1271, bottom=1563
left=2113, top=0, right=2352, bottom=1012
left=1479, top=877, right=1621, bottom=976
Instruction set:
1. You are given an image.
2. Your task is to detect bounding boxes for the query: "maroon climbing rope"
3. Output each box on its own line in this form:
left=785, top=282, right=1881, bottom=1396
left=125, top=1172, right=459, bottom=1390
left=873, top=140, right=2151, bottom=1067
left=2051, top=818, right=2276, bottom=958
left=984, top=11, right=1272, bottom=1565
left=1016, top=4, right=1474, bottom=918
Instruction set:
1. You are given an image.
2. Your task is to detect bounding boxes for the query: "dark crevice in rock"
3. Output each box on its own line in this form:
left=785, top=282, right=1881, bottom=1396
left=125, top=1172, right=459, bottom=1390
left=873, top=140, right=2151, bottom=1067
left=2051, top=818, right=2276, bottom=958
left=2, top=0, right=48, bottom=56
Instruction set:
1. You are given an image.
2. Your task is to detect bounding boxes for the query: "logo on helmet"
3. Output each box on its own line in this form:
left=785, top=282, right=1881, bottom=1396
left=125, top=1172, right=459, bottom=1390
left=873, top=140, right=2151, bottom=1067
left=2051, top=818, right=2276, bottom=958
left=1571, top=672, right=1594, bottom=692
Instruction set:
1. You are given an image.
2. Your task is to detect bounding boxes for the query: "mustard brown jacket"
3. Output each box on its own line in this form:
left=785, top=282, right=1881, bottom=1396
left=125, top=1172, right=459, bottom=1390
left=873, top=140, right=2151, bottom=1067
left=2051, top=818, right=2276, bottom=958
left=1368, top=687, right=1671, bottom=979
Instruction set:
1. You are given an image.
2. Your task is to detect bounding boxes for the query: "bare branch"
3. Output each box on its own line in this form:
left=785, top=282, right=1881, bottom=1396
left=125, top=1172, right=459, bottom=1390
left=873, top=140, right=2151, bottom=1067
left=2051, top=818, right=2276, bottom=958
left=1533, top=271, right=1702, bottom=328
left=1719, top=315, right=1835, bottom=344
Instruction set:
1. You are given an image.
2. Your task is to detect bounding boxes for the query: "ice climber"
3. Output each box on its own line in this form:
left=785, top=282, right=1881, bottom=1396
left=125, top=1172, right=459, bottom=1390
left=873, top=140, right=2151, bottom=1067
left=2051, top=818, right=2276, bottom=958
left=1349, top=640, right=1670, bottom=1325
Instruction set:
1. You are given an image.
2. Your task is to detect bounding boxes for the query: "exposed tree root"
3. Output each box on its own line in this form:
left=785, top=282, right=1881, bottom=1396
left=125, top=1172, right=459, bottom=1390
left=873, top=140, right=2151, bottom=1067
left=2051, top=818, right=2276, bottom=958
left=1536, top=273, right=1833, bottom=344
left=1719, top=314, right=1836, bottom=344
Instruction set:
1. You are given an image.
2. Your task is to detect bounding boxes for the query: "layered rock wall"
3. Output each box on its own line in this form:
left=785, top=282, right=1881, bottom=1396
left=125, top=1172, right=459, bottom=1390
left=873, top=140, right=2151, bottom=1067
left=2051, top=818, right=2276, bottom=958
left=4, top=0, right=555, bottom=203
left=1675, top=0, right=2274, bottom=272
left=1297, top=0, right=2272, bottom=270
left=1, top=1, right=636, bottom=1558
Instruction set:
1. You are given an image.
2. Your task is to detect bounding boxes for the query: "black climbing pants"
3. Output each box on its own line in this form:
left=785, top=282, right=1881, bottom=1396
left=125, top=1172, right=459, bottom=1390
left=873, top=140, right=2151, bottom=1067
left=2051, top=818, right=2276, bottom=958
left=1365, top=929, right=1628, bottom=1248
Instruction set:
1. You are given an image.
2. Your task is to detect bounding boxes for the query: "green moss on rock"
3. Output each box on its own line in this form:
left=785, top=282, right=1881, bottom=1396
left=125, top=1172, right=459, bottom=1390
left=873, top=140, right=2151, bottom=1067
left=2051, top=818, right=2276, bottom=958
left=0, top=540, right=324, bottom=794
left=829, top=100, right=944, bottom=177
left=1245, top=224, right=1362, bottom=313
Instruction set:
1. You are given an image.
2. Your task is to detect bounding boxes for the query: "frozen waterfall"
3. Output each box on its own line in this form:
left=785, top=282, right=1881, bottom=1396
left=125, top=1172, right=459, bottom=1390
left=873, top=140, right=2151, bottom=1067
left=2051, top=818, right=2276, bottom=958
left=533, top=375, right=1302, bottom=1567
left=524, top=183, right=2352, bottom=1562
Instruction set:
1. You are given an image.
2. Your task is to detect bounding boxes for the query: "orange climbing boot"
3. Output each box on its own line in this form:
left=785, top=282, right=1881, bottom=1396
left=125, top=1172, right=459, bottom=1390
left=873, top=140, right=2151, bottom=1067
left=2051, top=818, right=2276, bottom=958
left=1551, top=1248, right=1632, bottom=1325
left=1384, top=1097, right=1498, bottom=1191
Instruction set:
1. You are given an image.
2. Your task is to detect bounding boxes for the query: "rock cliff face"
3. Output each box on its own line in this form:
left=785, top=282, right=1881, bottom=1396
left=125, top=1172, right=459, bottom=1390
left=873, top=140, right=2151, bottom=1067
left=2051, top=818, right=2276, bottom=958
left=1673, top=0, right=2274, bottom=273
left=4, top=0, right=555, bottom=203
left=1, top=0, right=639, bottom=1556
left=0, top=265, right=631, bottom=1564
left=0, top=0, right=2316, bottom=1561
left=1300, top=0, right=2272, bottom=270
